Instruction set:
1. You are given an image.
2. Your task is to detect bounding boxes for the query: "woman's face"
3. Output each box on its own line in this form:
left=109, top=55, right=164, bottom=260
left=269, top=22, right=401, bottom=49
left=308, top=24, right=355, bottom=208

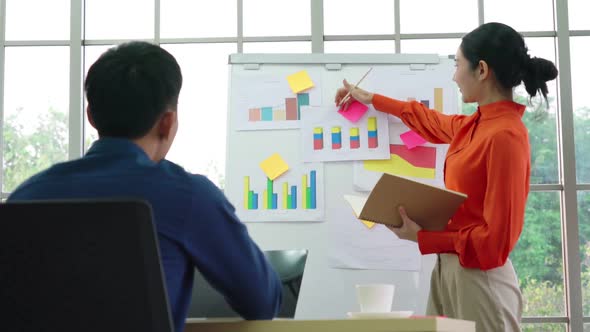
left=453, top=47, right=480, bottom=104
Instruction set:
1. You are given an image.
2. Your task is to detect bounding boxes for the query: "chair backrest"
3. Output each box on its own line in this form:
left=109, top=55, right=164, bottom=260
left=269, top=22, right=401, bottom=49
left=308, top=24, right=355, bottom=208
left=0, top=200, right=173, bottom=332
left=187, top=249, right=308, bottom=319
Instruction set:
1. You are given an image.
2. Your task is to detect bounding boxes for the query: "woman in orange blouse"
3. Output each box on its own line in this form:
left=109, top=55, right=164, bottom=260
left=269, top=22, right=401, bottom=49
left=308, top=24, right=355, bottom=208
left=335, top=22, right=558, bottom=331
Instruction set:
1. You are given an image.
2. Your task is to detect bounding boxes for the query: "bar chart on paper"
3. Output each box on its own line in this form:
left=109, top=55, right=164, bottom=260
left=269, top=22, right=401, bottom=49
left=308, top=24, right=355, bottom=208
left=248, top=93, right=310, bottom=122
left=243, top=170, right=318, bottom=210
left=232, top=162, right=324, bottom=222
left=302, top=107, right=390, bottom=162
left=405, top=87, right=444, bottom=113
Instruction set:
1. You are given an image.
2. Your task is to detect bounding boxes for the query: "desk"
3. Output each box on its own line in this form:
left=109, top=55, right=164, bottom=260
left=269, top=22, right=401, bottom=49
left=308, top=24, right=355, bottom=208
left=184, top=317, right=475, bottom=332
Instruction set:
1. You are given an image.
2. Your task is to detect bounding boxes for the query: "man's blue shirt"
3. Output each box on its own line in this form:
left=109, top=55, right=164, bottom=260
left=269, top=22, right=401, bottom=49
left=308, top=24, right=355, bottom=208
left=8, top=138, right=282, bottom=332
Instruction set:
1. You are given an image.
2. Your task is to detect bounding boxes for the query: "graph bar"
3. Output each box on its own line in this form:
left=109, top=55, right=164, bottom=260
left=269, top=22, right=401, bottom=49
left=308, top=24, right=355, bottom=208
left=287, top=195, right=292, bottom=209
left=282, top=182, right=289, bottom=209
left=274, top=109, right=286, bottom=121
left=331, top=126, right=342, bottom=150
left=286, top=97, right=298, bottom=120
left=310, top=170, right=317, bottom=209
left=407, top=97, right=416, bottom=101
left=434, top=88, right=443, bottom=112
left=261, top=107, right=273, bottom=121
left=350, top=127, right=360, bottom=149
left=267, top=178, right=273, bottom=209
left=367, top=117, right=378, bottom=148
left=291, top=186, right=297, bottom=209
left=301, top=174, right=308, bottom=209
left=252, top=193, right=258, bottom=209
left=297, top=93, right=310, bottom=119
left=420, top=100, right=430, bottom=108
left=313, top=127, right=324, bottom=150
left=306, top=188, right=311, bottom=209
left=248, top=108, right=261, bottom=122
left=248, top=190, right=254, bottom=210
left=244, top=176, right=250, bottom=209
left=272, top=193, right=278, bottom=210
left=263, top=190, right=268, bottom=209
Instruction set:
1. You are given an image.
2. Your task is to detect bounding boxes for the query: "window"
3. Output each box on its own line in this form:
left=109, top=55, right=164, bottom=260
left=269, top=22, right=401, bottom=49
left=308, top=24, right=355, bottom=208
left=324, top=40, right=396, bottom=53
left=5, top=0, right=70, bottom=40
left=243, top=42, right=310, bottom=53
left=2, top=47, right=70, bottom=192
left=400, top=38, right=461, bottom=56
left=160, top=0, right=237, bottom=38
left=570, top=37, right=590, bottom=184
left=484, top=0, right=555, bottom=32
left=85, top=0, right=155, bottom=40
left=400, top=0, right=477, bottom=33
left=243, top=0, right=310, bottom=37
left=162, top=43, right=236, bottom=187
left=324, top=0, right=395, bottom=35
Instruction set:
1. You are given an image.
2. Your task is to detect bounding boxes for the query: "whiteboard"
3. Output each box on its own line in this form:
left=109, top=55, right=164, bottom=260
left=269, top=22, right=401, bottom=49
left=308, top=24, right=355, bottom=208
left=224, top=54, right=458, bottom=319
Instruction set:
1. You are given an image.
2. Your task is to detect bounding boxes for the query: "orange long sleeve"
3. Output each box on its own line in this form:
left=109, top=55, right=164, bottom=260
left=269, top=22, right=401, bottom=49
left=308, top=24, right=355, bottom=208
left=372, top=94, right=530, bottom=270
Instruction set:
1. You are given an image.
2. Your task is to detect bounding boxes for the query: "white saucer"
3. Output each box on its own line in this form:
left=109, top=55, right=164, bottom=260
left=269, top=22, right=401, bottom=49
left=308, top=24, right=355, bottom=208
left=346, top=311, right=413, bottom=319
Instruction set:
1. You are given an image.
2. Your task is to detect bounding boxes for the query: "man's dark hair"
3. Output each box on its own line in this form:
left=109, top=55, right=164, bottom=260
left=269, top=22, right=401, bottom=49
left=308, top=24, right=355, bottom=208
left=84, top=41, right=183, bottom=139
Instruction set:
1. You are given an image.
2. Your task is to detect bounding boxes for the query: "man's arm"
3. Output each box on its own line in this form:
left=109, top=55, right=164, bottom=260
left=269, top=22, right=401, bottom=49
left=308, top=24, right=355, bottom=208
left=183, top=175, right=282, bottom=319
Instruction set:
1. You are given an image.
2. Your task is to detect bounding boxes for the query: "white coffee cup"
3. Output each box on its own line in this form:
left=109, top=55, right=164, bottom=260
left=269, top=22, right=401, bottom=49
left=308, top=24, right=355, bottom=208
left=355, top=284, right=395, bottom=313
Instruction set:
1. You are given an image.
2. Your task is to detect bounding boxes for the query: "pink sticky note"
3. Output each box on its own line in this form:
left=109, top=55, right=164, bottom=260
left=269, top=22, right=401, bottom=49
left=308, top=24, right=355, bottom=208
left=400, top=130, right=427, bottom=150
left=338, top=100, right=369, bottom=123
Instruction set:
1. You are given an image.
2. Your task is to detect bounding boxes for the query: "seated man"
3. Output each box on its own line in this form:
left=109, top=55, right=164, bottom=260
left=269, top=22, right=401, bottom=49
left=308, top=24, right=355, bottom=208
left=8, top=41, right=282, bottom=332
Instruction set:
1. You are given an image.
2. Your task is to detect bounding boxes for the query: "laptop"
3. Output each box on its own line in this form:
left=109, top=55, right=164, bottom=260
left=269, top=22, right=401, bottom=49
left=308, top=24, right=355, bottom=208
left=187, top=249, right=308, bottom=319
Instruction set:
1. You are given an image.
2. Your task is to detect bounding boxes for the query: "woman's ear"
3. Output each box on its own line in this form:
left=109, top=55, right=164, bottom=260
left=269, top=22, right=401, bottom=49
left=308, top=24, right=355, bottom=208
left=477, top=60, right=490, bottom=81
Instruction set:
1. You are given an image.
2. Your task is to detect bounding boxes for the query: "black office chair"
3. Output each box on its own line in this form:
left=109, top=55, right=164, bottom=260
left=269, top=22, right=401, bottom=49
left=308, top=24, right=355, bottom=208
left=188, top=249, right=308, bottom=319
left=0, top=200, right=173, bottom=332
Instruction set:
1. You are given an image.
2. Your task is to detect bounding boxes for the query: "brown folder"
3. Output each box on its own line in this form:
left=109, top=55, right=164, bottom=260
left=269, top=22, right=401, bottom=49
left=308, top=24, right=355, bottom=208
left=344, top=173, right=467, bottom=231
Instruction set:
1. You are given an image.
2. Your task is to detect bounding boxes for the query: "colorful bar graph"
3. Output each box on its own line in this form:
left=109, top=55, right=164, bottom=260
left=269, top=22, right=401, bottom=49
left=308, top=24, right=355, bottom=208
left=249, top=108, right=261, bottom=121
left=261, top=107, right=273, bottom=121
left=291, top=186, right=297, bottom=209
left=367, top=117, right=378, bottom=148
left=331, top=126, right=342, bottom=150
left=243, top=170, right=317, bottom=210
left=286, top=97, right=298, bottom=120
left=248, top=93, right=310, bottom=122
left=297, top=93, right=310, bottom=119
left=313, top=127, right=324, bottom=150
left=434, top=88, right=443, bottom=112
left=350, top=127, right=360, bottom=149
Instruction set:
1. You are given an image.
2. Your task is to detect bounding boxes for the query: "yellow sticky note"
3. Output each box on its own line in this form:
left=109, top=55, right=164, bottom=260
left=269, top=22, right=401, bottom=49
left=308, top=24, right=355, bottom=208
left=259, top=153, right=289, bottom=181
left=286, top=70, right=314, bottom=93
left=360, top=219, right=376, bottom=229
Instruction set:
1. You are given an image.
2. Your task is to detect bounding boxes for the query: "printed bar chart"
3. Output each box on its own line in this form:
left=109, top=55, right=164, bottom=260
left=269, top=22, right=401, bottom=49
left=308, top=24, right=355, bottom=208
left=243, top=170, right=317, bottom=210
left=434, top=88, right=443, bottom=112
left=367, top=117, right=378, bottom=148
left=350, top=127, right=360, bottom=149
left=313, top=127, right=323, bottom=150
left=331, top=126, right=342, bottom=150
left=248, top=93, right=310, bottom=122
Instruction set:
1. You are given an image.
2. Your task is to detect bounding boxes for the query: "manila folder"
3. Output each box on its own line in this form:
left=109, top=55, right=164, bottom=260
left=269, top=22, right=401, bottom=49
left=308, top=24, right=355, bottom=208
left=358, top=173, right=467, bottom=231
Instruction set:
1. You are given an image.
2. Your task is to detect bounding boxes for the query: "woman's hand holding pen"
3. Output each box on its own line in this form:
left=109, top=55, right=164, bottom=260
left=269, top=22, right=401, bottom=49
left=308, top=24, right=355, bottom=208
left=386, top=207, right=422, bottom=243
left=334, top=79, right=374, bottom=110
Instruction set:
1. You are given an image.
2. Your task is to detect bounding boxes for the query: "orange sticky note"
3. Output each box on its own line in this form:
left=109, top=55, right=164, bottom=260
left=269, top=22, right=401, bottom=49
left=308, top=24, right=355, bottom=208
left=286, top=70, right=314, bottom=93
left=259, top=153, right=289, bottom=180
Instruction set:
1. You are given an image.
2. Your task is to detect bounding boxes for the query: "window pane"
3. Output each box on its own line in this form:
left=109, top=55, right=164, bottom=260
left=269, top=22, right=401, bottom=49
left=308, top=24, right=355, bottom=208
left=83, top=45, right=113, bottom=152
left=579, top=191, right=590, bottom=315
left=400, top=0, right=477, bottom=33
left=511, top=192, right=564, bottom=316
left=324, top=0, right=395, bottom=35
left=2, top=47, right=70, bottom=193
left=484, top=0, right=554, bottom=32
left=324, top=40, right=395, bottom=53
left=520, top=38, right=559, bottom=185
left=5, top=0, right=70, bottom=40
left=243, top=42, right=309, bottom=53
left=85, top=0, right=154, bottom=40
left=243, top=0, right=310, bottom=37
left=162, top=43, right=235, bottom=187
left=522, top=324, right=566, bottom=332
left=569, top=0, right=590, bottom=30
left=400, top=38, right=461, bottom=56
left=571, top=37, right=590, bottom=184
left=160, top=0, right=236, bottom=38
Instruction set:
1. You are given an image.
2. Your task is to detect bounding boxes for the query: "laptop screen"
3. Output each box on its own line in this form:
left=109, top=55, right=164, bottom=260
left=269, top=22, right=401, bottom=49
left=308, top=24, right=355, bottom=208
left=187, top=249, right=308, bottom=319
